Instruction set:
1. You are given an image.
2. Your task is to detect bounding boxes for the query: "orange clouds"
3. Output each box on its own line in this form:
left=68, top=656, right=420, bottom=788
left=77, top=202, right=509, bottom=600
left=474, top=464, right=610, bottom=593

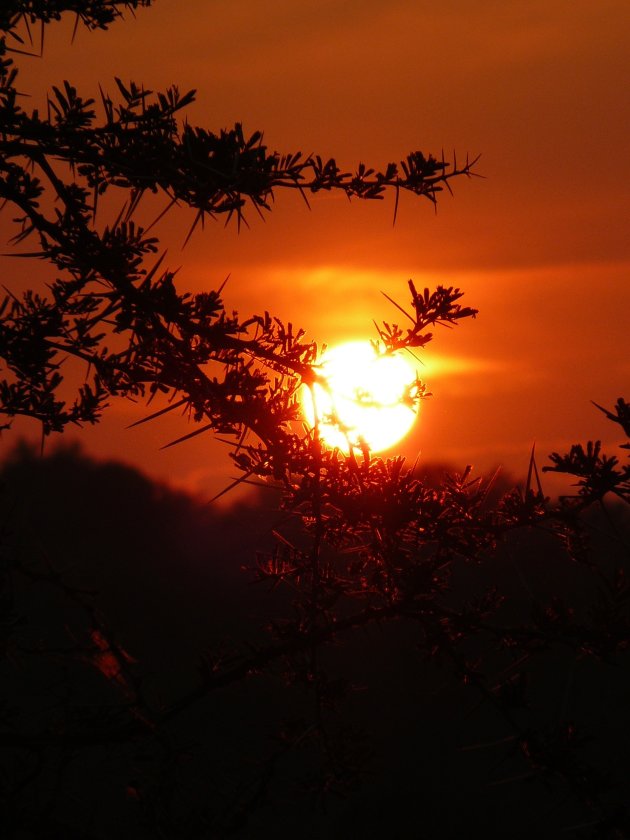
left=3, top=0, right=629, bottom=499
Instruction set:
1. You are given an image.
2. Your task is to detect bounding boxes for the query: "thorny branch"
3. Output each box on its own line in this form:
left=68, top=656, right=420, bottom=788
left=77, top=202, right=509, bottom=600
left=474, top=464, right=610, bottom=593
left=1, top=3, right=629, bottom=837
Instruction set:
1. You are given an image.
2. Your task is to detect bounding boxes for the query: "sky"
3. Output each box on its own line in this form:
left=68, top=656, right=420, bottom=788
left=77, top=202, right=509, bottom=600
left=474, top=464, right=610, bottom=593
left=3, top=0, right=629, bottom=500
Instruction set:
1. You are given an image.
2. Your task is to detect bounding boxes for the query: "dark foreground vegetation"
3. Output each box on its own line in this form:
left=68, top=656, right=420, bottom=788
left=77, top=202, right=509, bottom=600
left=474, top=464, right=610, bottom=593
left=1, top=3, right=629, bottom=837
left=1, top=439, right=629, bottom=839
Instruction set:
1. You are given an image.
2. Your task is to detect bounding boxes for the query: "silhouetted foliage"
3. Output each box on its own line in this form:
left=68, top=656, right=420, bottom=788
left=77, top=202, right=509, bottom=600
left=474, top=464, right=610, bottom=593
left=1, top=4, right=629, bottom=839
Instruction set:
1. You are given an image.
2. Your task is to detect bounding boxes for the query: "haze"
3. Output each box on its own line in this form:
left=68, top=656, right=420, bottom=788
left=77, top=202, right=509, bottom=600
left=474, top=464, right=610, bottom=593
left=4, top=0, right=629, bottom=500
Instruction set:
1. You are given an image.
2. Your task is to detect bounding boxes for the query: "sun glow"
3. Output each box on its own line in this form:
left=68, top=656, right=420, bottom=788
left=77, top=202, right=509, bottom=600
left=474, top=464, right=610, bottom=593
left=302, top=341, right=420, bottom=453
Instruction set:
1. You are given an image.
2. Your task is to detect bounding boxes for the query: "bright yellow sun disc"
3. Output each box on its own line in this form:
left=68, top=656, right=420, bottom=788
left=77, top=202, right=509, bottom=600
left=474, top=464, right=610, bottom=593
left=302, top=341, right=419, bottom=452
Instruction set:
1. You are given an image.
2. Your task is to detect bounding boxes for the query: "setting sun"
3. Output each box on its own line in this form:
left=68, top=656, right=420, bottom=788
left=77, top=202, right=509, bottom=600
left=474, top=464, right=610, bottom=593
left=301, top=341, right=420, bottom=452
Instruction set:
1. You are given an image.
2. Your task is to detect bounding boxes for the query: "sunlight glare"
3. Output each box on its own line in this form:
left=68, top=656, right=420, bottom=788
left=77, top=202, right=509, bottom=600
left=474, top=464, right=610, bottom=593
left=302, top=341, right=420, bottom=452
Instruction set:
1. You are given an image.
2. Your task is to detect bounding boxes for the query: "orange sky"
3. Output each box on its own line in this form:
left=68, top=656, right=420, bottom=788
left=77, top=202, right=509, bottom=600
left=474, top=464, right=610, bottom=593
left=3, top=0, right=629, bottom=500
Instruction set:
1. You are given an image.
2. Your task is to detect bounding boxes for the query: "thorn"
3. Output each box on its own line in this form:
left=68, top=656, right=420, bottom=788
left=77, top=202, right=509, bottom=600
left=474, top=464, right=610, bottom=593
left=160, top=423, right=213, bottom=449
left=126, top=398, right=187, bottom=429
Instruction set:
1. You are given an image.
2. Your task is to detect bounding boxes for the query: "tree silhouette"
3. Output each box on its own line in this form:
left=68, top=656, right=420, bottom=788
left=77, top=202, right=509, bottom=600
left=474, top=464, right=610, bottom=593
left=1, top=3, right=629, bottom=838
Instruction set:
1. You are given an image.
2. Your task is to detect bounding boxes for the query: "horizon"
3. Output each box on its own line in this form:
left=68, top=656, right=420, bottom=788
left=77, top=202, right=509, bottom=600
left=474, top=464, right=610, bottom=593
left=2, top=0, right=628, bottom=502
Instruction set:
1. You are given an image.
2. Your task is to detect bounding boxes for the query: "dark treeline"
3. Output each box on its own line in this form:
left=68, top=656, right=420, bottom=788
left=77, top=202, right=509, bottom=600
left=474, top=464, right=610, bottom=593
left=2, top=4, right=629, bottom=836
left=2, top=442, right=629, bottom=838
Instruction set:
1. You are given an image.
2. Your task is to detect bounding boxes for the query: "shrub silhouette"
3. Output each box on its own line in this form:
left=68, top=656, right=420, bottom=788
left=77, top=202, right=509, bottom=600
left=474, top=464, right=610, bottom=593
left=1, top=4, right=629, bottom=838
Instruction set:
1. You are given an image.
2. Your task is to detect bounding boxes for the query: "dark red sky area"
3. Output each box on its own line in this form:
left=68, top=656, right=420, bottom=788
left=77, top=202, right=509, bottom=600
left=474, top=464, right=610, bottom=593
left=3, top=0, right=629, bottom=500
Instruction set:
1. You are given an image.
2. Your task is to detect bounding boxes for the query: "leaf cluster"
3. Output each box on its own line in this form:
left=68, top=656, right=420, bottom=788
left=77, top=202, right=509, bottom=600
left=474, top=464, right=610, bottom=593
left=0, top=5, right=475, bottom=446
left=545, top=403, right=630, bottom=505
left=1, top=4, right=629, bottom=837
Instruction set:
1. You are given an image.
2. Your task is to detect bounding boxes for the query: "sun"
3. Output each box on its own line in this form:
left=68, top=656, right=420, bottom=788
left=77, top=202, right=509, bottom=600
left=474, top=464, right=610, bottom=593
left=301, top=341, right=420, bottom=452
